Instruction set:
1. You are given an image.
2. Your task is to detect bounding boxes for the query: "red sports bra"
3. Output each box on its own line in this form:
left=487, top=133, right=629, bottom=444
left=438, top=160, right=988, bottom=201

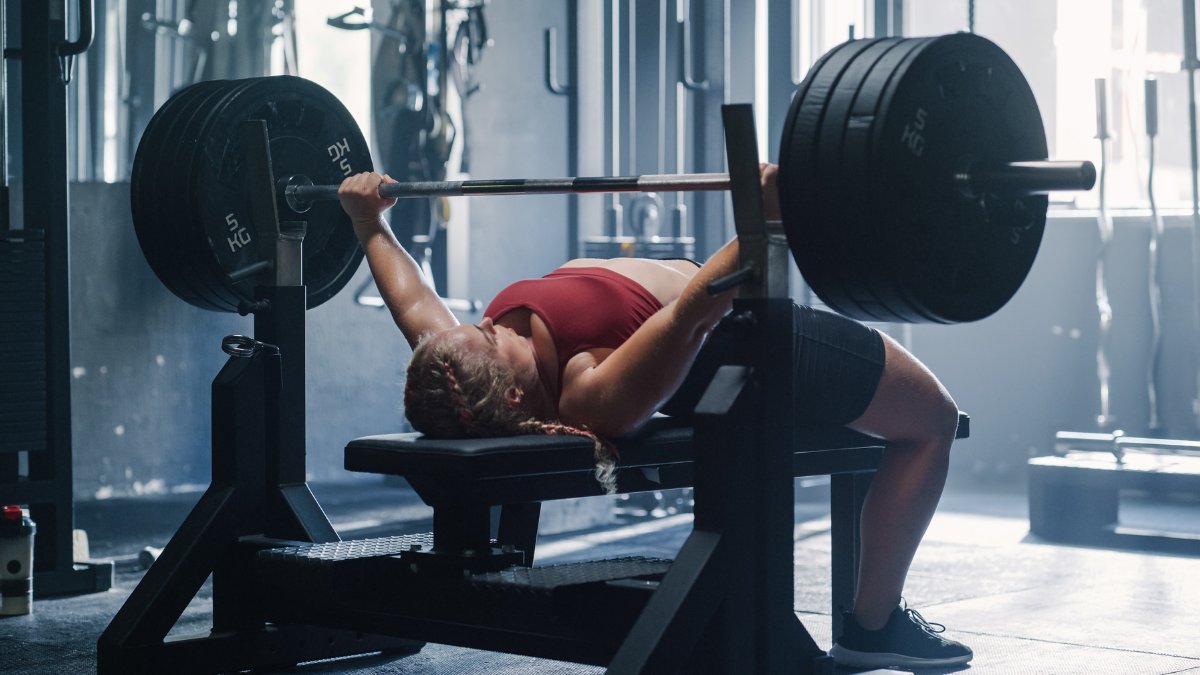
left=484, top=267, right=664, bottom=373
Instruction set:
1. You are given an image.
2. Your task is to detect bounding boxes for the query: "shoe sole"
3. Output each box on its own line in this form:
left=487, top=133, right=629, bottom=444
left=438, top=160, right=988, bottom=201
left=829, top=644, right=974, bottom=669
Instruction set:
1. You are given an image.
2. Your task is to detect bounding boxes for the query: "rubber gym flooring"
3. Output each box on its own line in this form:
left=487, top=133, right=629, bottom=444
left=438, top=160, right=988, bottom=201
left=1, top=479, right=1197, bottom=674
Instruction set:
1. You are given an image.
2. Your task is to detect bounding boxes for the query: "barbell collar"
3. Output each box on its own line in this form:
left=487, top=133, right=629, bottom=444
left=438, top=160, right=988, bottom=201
left=957, top=160, right=1096, bottom=197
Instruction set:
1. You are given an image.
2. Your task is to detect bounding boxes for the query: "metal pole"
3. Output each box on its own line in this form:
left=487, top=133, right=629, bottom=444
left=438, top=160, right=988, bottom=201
left=1185, top=0, right=1200, bottom=428
left=1094, top=78, right=1115, bottom=429
left=1146, top=78, right=1165, bottom=432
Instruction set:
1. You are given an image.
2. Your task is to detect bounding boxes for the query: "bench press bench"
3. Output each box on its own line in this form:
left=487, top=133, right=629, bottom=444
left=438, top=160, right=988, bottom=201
left=332, top=412, right=971, bottom=641
left=345, top=414, right=971, bottom=560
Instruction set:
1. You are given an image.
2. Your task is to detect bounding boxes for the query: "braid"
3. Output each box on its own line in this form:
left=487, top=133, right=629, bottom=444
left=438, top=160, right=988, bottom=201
left=519, top=419, right=620, bottom=495
left=405, top=330, right=622, bottom=493
left=441, top=358, right=476, bottom=430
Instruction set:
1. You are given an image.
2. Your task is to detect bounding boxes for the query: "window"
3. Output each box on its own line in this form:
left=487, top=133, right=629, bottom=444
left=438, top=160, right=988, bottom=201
left=908, top=0, right=1192, bottom=209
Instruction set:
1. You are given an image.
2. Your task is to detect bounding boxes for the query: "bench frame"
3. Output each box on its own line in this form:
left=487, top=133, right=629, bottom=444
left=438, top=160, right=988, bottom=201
left=96, top=106, right=963, bottom=674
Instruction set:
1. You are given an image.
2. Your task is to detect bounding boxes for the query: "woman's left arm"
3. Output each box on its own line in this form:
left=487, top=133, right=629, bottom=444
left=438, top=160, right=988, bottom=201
left=557, top=163, right=780, bottom=436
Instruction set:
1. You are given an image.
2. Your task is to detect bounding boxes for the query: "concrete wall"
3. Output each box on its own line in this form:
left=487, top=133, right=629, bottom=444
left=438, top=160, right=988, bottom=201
left=460, top=2, right=573, bottom=303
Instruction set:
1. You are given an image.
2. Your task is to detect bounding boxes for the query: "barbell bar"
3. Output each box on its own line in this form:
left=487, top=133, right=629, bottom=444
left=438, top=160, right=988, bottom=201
left=282, top=173, right=732, bottom=212
left=281, top=161, right=1094, bottom=213
left=130, top=32, right=1096, bottom=322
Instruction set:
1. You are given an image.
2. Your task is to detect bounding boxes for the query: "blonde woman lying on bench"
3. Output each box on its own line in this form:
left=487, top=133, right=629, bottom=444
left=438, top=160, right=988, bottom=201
left=338, top=165, right=971, bottom=669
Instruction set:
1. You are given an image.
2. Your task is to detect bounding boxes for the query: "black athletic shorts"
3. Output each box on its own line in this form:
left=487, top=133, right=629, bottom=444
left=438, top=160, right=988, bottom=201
left=659, top=305, right=886, bottom=426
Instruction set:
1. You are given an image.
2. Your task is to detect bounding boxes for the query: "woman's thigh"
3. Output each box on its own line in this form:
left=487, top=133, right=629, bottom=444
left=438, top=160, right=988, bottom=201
left=660, top=305, right=887, bottom=426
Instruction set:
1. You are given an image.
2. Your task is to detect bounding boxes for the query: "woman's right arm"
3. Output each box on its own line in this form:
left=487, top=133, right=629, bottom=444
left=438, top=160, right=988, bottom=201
left=554, top=163, right=781, bottom=436
left=339, top=172, right=458, bottom=348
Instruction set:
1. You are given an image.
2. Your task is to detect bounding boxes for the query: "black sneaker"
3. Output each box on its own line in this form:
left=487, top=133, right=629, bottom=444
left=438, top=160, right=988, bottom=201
left=829, top=603, right=973, bottom=669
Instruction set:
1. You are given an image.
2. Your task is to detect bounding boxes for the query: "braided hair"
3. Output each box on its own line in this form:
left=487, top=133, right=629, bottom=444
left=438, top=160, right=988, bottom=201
left=404, top=330, right=619, bottom=494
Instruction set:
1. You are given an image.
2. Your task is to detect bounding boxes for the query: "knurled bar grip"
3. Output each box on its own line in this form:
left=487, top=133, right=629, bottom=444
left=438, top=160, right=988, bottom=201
left=287, top=173, right=732, bottom=204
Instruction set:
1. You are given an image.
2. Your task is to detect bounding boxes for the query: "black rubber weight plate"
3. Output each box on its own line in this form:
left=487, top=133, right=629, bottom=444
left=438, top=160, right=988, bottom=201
left=137, top=79, right=256, bottom=311
left=831, top=37, right=933, bottom=322
left=871, top=33, right=1047, bottom=323
left=132, top=80, right=233, bottom=310
left=778, top=38, right=887, bottom=317
left=131, top=76, right=371, bottom=312
left=780, top=33, right=1047, bottom=323
left=815, top=37, right=925, bottom=322
left=192, top=76, right=372, bottom=310
left=174, top=78, right=264, bottom=311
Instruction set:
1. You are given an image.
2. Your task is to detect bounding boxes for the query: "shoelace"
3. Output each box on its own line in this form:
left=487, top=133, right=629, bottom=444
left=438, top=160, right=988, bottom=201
left=903, top=606, right=947, bottom=635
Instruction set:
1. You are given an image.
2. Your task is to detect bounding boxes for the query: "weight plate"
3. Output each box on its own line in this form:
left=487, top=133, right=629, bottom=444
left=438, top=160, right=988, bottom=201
left=132, top=80, right=235, bottom=311
left=778, top=38, right=885, bottom=317
left=814, top=38, right=923, bottom=322
left=833, top=38, right=933, bottom=322
left=872, top=33, right=1047, bottom=322
left=171, top=79, right=264, bottom=311
left=780, top=33, right=1048, bottom=323
left=131, top=76, right=372, bottom=312
left=192, top=76, right=371, bottom=310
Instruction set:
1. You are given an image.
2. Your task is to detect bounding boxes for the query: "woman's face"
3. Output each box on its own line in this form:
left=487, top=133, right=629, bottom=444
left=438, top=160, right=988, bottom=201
left=443, top=318, right=540, bottom=395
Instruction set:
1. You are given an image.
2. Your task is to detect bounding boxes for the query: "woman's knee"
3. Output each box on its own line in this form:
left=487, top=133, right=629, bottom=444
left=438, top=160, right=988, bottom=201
left=854, top=336, right=960, bottom=448
left=904, top=359, right=959, bottom=448
left=929, top=387, right=961, bottom=448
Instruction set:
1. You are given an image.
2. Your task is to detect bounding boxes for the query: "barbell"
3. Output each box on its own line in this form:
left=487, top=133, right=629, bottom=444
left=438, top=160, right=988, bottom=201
left=131, top=32, right=1095, bottom=322
left=281, top=162, right=1089, bottom=205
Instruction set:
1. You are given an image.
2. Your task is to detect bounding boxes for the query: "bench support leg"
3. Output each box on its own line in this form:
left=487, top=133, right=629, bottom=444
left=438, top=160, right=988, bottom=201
left=98, top=287, right=419, bottom=674
left=498, top=502, right=542, bottom=562
left=613, top=297, right=828, bottom=674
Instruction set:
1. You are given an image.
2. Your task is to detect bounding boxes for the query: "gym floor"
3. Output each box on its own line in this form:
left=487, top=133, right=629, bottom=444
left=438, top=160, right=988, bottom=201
left=1, top=479, right=1197, bottom=675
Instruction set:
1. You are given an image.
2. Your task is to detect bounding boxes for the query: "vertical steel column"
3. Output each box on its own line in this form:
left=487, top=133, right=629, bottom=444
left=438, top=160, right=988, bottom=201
left=0, top=0, right=16, bottom=487
left=610, top=105, right=825, bottom=673
left=765, top=0, right=796, bottom=163
left=19, top=0, right=104, bottom=597
left=123, top=0, right=156, bottom=177
left=1184, top=0, right=1200, bottom=429
left=723, top=104, right=807, bottom=671
left=565, top=0, right=580, bottom=258
left=690, top=0, right=726, bottom=256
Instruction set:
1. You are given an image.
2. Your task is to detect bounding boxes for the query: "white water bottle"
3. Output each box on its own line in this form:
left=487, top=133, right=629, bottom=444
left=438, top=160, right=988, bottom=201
left=0, top=505, right=35, bottom=615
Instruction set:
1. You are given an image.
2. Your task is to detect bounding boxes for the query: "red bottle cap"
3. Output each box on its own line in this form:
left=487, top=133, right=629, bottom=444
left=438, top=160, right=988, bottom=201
left=3, top=505, right=21, bottom=521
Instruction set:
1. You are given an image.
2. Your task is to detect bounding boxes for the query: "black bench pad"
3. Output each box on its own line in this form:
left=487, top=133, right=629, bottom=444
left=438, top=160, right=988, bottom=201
left=345, top=412, right=970, bottom=480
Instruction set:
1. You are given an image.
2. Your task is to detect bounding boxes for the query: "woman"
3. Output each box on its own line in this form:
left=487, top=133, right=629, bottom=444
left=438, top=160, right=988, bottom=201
left=339, top=167, right=972, bottom=669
